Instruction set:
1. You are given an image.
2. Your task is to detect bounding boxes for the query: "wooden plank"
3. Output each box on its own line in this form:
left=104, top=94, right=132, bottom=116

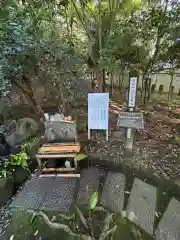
left=39, top=145, right=80, bottom=152
left=56, top=174, right=80, bottom=177
left=36, top=154, right=76, bottom=158
left=39, top=174, right=56, bottom=177
left=42, top=143, right=80, bottom=146
left=39, top=174, right=80, bottom=178
left=42, top=168, right=76, bottom=172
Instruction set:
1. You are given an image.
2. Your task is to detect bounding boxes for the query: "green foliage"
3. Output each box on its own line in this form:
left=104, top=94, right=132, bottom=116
left=0, top=0, right=85, bottom=103
left=74, top=153, right=87, bottom=161
left=21, top=142, right=30, bottom=154
left=0, top=168, right=8, bottom=179
left=90, top=191, right=98, bottom=209
left=0, top=158, right=11, bottom=179
left=0, top=1, right=36, bottom=94
left=102, top=28, right=148, bottom=71
left=21, top=137, right=37, bottom=154
left=67, top=0, right=180, bottom=75
left=0, top=0, right=179, bottom=99
left=0, top=139, right=32, bottom=179
left=0, top=165, right=11, bottom=179
left=9, top=151, right=29, bottom=169
left=175, top=136, right=180, bottom=142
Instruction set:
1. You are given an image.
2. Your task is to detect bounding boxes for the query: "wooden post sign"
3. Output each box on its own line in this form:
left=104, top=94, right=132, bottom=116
left=117, top=112, right=144, bottom=129
left=88, top=93, right=109, bottom=140
left=122, top=70, right=141, bottom=150
left=125, top=74, right=138, bottom=150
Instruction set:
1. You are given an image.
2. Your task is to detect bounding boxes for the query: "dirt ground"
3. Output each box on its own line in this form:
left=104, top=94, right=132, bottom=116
left=77, top=95, right=180, bottom=181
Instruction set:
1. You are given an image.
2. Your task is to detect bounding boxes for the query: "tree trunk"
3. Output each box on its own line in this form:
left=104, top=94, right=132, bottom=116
left=143, top=77, right=152, bottom=105
left=109, top=73, right=113, bottom=97
left=12, top=78, right=44, bottom=119
left=141, top=0, right=169, bottom=102
left=147, top=78, right=152, bottom=102
left=141, top=75, right=144, bottom=100
left=92, top=68, right=105, bottom=92
left=24, top=79, right=44, bottom=118
left=98, top=0, right=104, bottom=93
left=119, top=74, right=124, bottom=92
left=97, top=71, right=102, bottom=92
left=168, top=71, right=174, bottom=103
left=90, top=72, right=94, bottom=90
left=102, top=69, right=105, bottom=92
left=54, top=82, right=63, bottom=103
left=96, top=68, right=103, bottom=92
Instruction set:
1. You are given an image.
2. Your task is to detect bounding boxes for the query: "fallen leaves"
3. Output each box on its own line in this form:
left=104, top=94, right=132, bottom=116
left=82, top=100, right=180, bottom=180
left=9, top=235, right=14, bottom=240
left=34, top=230, right=39, bottom=236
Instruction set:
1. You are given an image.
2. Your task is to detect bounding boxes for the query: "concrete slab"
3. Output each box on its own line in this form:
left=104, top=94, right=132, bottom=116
left=40, top=177, right=77, bottom=211
left=155, top=198, right=180, bottom=240
left=126, top=178, right=156, bottom=235
left=76, top=167, right=100, bottom=205
left=101, top=172, right=125, bottom=212
left=10, top=175, right=54, bottom=209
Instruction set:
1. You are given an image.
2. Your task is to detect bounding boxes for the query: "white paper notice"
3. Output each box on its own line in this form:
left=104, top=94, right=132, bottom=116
left=128, top=77, right=137, bottom=108
left=88, top=93, right=109, bottom=130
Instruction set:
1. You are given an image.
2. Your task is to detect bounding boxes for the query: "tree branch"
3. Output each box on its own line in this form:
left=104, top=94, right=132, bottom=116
left=27, top=210, right=77, bottom=236
left=143, top=0, right=169, bottom=78
left=59, top=213, right=75, bottom=221
left=71, top=0, right=92, bottom=41
left=28, top=210, right=93, bottom=240
left=99, top=225, right=117, bottom=240
left=11, top=79, right=31, bottom=95
left=99, top=213, right=114, bottom=240
left=75, top=204, right=89, bottom=230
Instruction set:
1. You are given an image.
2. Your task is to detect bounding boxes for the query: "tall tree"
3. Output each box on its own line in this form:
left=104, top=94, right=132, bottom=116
left=0, top=0, right=84, bottom=118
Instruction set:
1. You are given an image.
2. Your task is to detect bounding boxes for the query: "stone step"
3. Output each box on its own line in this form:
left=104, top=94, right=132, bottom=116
left=76, top=167, right=100, bottom=206
left=101, top=171, right=125, bottom=212
left=40, top=176, right=77, bottom=212
left=126, top=178, right=156, bottom=235
left=155, top=198, right=180, bottom=240
left=10, top=175, right=53, bottom=210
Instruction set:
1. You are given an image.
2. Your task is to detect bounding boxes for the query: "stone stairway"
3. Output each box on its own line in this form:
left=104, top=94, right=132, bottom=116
left=10, top=167, right=180, bottom=240
left=10, top=175, right=77, bottom=212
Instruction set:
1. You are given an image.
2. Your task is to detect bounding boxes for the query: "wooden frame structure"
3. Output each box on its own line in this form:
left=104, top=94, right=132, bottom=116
left=36, top=120, right=80, bottom=177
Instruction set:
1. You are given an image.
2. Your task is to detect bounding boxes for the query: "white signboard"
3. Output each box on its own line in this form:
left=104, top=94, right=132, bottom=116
left=128, top=77, right=137, bottom=108
left=88, top=93, right=109, bottom=140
